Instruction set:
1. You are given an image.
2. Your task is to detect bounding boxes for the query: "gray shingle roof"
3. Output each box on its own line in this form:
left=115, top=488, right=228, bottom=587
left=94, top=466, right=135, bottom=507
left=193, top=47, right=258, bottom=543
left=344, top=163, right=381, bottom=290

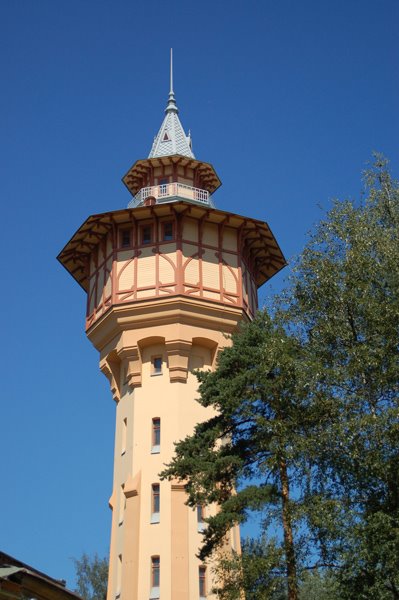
left=148, top=49, right=194, bottom=159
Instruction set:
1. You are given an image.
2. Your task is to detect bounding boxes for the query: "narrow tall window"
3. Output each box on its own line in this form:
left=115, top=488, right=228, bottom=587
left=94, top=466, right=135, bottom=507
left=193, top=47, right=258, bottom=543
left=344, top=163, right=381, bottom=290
left=150, top=556, right=160, bottom=598
left=121, top=417, right=127, bottom=455
left=152, top=356, right=162, bottom=376
left=152, top=418, right=161, bottom=453
left=116, top=554, right=122, bottom=597
left=197, top=504, right=205, bottom=533
left=151, top=484, right=160, bottom=523
left=141, top=225, right=152, bottom=245
left=199, top=566, right=206, bottom=598
left=121, top=229, right=130, bottom=248
left=163, top=221, right=173, bottom=241
left=119, top=484, right=125, bottom=525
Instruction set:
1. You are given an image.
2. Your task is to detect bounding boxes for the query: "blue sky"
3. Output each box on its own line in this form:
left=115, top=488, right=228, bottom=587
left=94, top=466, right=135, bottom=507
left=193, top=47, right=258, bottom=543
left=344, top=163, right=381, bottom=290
left=1, top=0, right=398, bottom=589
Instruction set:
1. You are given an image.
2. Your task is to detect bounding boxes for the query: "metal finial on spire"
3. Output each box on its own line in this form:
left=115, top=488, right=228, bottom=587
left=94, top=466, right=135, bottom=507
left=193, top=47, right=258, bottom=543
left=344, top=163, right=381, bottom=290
left=166, top=47, right=178, bottom=113
left=170, top=47, right=174, bottom=95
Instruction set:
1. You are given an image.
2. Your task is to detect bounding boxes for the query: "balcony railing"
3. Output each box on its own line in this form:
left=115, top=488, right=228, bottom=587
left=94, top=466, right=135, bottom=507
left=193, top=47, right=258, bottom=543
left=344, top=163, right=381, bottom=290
left=127, top=182, right=215, bottom=209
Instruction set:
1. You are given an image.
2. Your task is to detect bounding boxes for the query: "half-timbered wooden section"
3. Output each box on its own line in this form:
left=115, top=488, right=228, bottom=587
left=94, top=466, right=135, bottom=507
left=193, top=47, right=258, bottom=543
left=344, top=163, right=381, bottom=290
left=57, top=201, right=286, bottom=332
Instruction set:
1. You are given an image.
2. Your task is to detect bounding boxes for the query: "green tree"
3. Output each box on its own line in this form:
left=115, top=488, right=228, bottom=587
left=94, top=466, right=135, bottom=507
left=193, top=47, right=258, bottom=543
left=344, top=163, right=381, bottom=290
left=161, top=311, right=323, bottom=599
left=162, top=156, right=399, bottom=599
left=73, top=553, right=108, bottom=600
left=287, top=156, right=399, bottom=598
left=299, top=569, right=340, bottom=599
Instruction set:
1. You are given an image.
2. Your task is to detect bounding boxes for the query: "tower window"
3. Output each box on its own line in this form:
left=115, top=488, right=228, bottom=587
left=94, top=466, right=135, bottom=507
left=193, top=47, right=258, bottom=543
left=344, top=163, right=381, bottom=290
left=162, top=131, right=169, bottom=141
left=199, top=566, right=206, bottom=598
left=152, top=418, right=160, bottom=453
left=116, top=554, right=122, bottom=597
left=151, top=484, right=160, bottom=523
left=150, top=556, right=160, bottom=598
left=121, top=418, right=127, bottom=456
left=162, top=221, right=174, bottom=241
left=119, top=484, right=125, bottom=525
left=141, top=225, right=152, bottom=245
left=152, top=356, right=162, bottom=376
left=197, top=505, right=206, bottom=533
left=120, top=229, right=131, bottom=248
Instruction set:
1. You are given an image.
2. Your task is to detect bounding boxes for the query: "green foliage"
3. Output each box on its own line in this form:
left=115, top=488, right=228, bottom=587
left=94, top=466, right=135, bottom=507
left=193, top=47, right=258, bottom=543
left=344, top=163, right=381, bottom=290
left=213, top=537, right=286, bottom=600
left=287, top=155, right=399, bottom=597
left=73, top=553, right=108, bottom=600
left=299, top=569, right=340, bottom=599
left=162, top=156, right=399, bottom=599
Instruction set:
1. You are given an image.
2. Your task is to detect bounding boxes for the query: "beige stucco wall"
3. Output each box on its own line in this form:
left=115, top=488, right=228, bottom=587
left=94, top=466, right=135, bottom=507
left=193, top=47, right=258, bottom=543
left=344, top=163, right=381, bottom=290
left=103, top=329, right=232, bottom=600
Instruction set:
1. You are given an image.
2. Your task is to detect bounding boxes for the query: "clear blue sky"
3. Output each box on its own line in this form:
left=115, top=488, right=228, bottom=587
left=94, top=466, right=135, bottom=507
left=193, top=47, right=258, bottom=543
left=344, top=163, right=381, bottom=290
left=1, top=0, right=398, bottom=589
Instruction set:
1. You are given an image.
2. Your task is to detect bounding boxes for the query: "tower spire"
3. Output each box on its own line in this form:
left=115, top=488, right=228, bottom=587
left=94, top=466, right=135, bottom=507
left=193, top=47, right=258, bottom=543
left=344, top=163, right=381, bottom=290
left=166, top=47, right=178, bottom=113
left=170, top=47, right=174, bottom=95
left=148, top=49, right=194, bottom=159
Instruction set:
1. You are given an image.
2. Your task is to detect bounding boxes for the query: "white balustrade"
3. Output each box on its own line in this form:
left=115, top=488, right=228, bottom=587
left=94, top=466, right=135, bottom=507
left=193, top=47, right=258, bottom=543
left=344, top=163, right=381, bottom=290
left=127, top=182, right=213, bottom=209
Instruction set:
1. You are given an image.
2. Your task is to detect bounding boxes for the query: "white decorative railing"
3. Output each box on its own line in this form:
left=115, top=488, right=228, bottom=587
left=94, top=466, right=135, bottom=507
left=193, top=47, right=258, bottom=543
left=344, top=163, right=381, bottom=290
left=127, top=182, right=214, bottom=209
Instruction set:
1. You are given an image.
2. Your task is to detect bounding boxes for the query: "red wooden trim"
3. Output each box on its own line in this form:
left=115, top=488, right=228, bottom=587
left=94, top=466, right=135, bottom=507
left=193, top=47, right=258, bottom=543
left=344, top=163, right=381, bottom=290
left=198, top=216, right=205, bottom=298
left=182, top=251, right=200, bottom=288
left=110, top=229, right=117, bottom=306
left=158, top=250, right=177, bottom=278
left=221, top=258, right=239, bottom=293
left=116, top=254, right=135, bottom=289
left=218, top=222, right=224, bottom=303
left=173, top=209, right=183, bottom=294
left=134, top=250, right=140, bottom=301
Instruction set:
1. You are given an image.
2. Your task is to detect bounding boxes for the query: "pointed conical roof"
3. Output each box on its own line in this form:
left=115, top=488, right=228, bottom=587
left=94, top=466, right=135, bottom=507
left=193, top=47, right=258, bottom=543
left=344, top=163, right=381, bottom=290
left=148, top=50, right=195, bottom=159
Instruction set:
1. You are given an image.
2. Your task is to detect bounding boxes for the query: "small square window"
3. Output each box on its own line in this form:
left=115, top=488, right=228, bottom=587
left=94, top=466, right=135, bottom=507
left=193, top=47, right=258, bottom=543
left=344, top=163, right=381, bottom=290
left=141, top=225, right=152, bottom=245
left=163, top=222, right=174, bottom=241
left=152, top=356, right=162, bottom=376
